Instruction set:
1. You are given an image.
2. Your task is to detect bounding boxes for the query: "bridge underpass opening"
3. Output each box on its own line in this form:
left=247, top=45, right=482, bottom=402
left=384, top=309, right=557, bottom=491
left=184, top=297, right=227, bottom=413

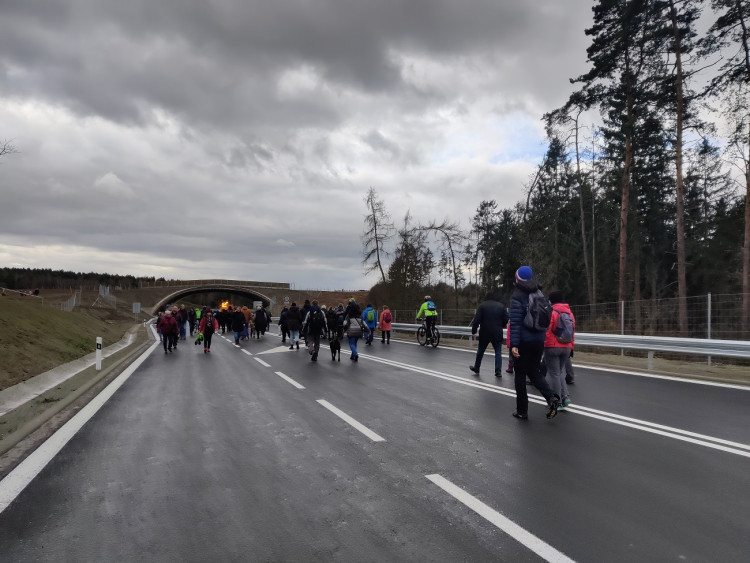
left=151, top=287, right=274, bottom=315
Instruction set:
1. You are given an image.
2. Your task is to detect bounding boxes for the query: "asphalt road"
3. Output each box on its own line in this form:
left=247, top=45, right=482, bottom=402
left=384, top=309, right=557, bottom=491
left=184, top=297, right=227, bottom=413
left=0, top=329, right=748, bottom=562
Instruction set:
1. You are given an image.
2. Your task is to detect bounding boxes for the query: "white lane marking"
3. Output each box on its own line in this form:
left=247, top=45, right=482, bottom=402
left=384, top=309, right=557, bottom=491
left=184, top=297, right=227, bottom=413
left=274, top=371, right=305, bottom=390
left=241, top=349, right=253, bottom=356
left=426, top=474, right=575, bottom=563
left=254, top=358, right=271, bottom=368
left=0, top=340, right=162, bottom=514
left=361, top=354, right=750, bottom=458
left=574, top=364, right=750, bottom=391
left=256, top=346, right=298, bottom=355
left=316, top=399, right=385, bottom=442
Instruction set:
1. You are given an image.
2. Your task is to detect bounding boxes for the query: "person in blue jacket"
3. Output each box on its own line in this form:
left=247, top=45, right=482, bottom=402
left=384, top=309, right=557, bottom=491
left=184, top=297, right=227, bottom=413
left=362, top=303, right=377, bottom=345
left=509, top=266, right=560, bottom=420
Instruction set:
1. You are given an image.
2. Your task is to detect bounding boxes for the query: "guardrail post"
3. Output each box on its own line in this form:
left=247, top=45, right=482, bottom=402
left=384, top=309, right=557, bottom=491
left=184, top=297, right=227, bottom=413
left=647, top=351, right=654, bottom=371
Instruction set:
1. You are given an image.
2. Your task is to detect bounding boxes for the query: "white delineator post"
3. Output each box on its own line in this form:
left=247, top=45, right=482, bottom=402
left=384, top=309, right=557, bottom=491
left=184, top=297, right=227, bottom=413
left=96, top=337, right=102, bottom=371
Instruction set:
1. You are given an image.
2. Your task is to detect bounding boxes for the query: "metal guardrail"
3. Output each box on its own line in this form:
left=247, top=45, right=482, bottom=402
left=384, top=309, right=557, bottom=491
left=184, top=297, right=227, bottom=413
left=390, top=323, right=750, bottom=360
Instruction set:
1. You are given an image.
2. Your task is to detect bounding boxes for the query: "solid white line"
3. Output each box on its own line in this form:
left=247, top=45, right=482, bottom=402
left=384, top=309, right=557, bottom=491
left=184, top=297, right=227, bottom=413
left=316, top=399, right=385, bottom=442
left=0, top=340, right=162, bottom=514
left=241, top=349, right=253, bottom=356
left=426, top=474, right=575, bottom=563
left=575, top=364, right=750, bottom=391
left=274, top=371, right=305, bottom=390
left=254, top=358, right=271, bottom=368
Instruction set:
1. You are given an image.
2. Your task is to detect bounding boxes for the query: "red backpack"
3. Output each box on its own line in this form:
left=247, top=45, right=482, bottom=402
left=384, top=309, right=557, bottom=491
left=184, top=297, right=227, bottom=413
left=383, top=311, right=392, bottom=323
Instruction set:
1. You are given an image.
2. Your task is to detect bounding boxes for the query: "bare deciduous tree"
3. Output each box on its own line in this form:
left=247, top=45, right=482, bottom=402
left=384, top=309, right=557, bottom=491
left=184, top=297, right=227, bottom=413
left=362, top=187, right=393, bottom=284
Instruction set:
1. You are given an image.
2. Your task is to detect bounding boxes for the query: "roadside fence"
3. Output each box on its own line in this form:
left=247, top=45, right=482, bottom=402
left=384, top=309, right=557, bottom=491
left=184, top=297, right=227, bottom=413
left=389, top=292, right=750, bottom=341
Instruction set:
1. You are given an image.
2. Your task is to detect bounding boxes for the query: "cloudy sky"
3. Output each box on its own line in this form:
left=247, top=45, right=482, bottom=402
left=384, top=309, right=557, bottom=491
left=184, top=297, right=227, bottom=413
left=0, top=0, right=594, bottom=290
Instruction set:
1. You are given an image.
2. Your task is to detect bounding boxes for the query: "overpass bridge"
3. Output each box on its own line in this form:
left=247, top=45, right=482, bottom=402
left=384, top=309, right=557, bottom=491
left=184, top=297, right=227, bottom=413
left=132, top=280, right=369, bottom=316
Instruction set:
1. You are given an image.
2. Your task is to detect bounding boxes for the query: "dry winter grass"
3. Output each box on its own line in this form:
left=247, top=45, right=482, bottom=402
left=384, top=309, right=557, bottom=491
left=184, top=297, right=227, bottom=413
left=0, top=291, right=137, bottom=390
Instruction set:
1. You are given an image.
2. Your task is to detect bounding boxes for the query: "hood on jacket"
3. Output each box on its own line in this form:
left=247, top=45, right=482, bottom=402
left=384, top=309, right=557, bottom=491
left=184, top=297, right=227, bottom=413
left=514, top=276, right=539, bottom=294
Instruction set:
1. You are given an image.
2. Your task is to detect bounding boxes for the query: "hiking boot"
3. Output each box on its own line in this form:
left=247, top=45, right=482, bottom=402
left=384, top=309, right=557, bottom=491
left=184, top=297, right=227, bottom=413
left=495, top=371, right=502, bottom=378
left=546, top=395, right=560, bottom=419
left=289, top=345, right=294, bottom=350
left=566, top=377, right=575, bottom=384
left=512, top=412, right=528, bottom=420
left=312, top=352, right=318, bottom=361
left=505, top=367, right=514, bottom=373
left=296, top=343, right=299, bottom=350
left=469, top=365, right=479, bottom=375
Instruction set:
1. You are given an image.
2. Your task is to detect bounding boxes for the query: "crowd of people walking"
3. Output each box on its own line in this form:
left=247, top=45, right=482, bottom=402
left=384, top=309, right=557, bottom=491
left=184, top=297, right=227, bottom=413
left=155, top=264, right=575, bottom=420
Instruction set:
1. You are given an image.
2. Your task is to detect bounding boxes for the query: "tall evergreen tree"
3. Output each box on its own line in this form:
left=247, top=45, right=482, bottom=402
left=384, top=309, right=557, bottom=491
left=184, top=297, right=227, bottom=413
left=569, top=0, right=664, bottom=309
left=387, top=212, right=434, bottom=295
left=700, top=0, right=750, bottom=327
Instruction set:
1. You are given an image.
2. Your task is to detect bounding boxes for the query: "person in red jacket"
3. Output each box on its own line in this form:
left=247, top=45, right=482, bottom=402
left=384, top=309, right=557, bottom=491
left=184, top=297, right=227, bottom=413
left=544, top=291, right=575, bottom=410
left=158, top=310, right=179, bottom=354
left=379, top=306, right=393, bottom=344
left=199, top=309, right=219, bottom=354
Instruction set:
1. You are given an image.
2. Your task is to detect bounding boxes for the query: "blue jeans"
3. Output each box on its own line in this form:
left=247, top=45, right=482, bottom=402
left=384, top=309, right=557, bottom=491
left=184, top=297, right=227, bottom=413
left=348, top=336, right=359, bottom=357
left=473, top=338, right=503, bottom=374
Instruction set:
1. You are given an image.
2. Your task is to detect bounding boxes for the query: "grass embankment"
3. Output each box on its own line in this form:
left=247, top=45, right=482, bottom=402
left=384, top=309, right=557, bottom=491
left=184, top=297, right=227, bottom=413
left=0, top=293, right=137, bottom=390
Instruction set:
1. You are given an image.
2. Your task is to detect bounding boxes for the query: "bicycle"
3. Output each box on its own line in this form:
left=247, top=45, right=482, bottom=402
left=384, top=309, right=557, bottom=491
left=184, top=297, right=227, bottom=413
left=417, top=320, right=440, bottom=347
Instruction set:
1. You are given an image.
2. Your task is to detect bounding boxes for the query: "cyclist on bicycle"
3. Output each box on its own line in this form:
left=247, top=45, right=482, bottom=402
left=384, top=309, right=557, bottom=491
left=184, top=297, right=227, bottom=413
left=416, top=295, right=438, bottom=344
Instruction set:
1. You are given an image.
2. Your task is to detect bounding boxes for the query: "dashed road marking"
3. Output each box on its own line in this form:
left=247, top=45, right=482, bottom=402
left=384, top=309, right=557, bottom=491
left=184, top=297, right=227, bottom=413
left=316, top=399, right=385, bottom=442
left=426, top=474, right=575, bottom=563
left=274, top=371, right=305, bottom=389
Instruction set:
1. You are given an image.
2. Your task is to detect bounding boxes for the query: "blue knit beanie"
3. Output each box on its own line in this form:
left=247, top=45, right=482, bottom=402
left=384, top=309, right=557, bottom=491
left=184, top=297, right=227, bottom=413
left=516, top=266, right=533, bottom=282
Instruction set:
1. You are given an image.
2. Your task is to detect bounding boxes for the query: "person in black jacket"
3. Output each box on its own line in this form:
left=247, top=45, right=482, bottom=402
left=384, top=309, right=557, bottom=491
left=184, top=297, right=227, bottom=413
left=469, top=290, right=509, bottom=377
left=509, top=266, right=560, bottom=420
left=286, top=303, right=302, bottom=350
left=278, top=306, right=289, bottom=343
left=231, top=307, right=246, bottom=345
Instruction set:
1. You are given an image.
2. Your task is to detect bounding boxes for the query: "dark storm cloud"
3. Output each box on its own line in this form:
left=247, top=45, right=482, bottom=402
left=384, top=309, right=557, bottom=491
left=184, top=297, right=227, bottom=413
left=0, top=0, right=595, bottom=287
left=0, top=0, right=588, bottom=130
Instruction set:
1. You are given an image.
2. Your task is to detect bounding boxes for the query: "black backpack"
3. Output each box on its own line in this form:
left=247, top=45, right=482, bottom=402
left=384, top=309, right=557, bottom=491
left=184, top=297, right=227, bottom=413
left=309, top=308, right=325, bottom=333
left=523, top=290, right=553, bottom=332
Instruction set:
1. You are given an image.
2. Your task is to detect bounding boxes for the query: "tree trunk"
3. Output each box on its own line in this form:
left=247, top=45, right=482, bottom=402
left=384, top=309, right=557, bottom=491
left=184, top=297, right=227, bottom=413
left=573, top=112, right=594, bottom=305
left=619, top=125, right=633, bottom=309
left=669, top=0, right=689, bottom=335
left=744, top=131, right=750, bottom=333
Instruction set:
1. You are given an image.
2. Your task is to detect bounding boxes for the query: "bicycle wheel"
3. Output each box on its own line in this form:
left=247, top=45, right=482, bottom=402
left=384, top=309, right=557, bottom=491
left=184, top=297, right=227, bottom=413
left=431, top=327, right=440, bottom=347
left=417, top=326, right=426, bottom=346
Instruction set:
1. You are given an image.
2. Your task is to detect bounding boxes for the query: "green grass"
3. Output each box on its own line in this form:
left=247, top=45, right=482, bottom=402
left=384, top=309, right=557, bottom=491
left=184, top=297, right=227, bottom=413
left=0, top=294, right=135, bottom=390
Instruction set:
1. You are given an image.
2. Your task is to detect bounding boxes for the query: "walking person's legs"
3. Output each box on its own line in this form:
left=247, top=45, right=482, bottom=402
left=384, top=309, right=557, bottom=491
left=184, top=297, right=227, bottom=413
left=348, top=336, right=359, bottom=359
left=514, top=341, right=558, bottom=418
left=544, top=347, right=567, bottom=399
left=491, top=340, right=503, bottom=375
left=471, top=338, right=489, bottom=373
left=565, top=353, right=575, bottom=384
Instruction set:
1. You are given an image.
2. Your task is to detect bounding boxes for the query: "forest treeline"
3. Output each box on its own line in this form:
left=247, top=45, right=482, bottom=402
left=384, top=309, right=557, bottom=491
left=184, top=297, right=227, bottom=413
left=0, top=267, right=158, bottom=291
left=363, top=0, right=750, bottom=332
